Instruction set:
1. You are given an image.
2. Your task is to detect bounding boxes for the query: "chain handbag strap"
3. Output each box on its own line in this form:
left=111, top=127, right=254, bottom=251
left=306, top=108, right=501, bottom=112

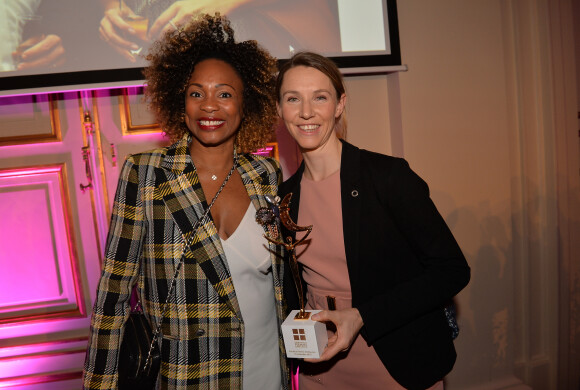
left=142, top=152, right=239, bottom=370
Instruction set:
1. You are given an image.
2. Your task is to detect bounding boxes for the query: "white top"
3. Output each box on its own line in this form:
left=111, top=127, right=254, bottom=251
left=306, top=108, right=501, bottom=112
left=221, top=204, right=282, bottom=390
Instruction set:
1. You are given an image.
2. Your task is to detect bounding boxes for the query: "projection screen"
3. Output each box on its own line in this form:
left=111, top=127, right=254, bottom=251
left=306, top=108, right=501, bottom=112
left=0, top=0, right=401, bottom=96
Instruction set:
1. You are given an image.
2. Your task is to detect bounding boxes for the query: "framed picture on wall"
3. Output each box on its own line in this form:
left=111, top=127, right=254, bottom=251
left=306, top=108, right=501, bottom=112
left=0, top=94, right=60, bottom=146
left=119, top=86, right=158, bottom=135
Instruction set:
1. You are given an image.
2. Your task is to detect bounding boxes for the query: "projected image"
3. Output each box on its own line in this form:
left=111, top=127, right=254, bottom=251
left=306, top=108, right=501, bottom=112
left=98, top=0, right=346, bottom=63
left=0, top=0, right=96, bottom=72
left=0, top=0, right=399, bottom=95
left=97, top=0, right=258, bottom=65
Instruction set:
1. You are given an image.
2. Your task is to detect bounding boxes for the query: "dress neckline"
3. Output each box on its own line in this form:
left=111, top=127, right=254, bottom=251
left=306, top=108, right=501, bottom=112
left=301, top=168, right=340, bottom=183
left=219, top=202, right=253, bottom=243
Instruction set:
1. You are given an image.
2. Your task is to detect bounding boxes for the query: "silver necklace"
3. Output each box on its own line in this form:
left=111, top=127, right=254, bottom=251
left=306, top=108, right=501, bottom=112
left=195, top=150, right=236, bottom=182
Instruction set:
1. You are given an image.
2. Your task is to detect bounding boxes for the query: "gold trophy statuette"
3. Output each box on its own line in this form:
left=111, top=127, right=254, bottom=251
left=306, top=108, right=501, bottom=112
left=262, top=193, right=328, bottom=358
left=264, top=193, right=312, bottom=319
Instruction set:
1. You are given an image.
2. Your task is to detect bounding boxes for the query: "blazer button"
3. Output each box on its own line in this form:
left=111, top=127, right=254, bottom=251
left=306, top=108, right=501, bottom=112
left=196, top=329, right=205, bottom=337
left=351, top=190, right=359, bottom=197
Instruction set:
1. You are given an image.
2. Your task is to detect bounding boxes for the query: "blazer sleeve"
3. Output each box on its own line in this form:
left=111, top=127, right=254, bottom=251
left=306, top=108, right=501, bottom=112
left=357, top=157, right=470, bottom=343
left=83, top=157, right=145, bottom=389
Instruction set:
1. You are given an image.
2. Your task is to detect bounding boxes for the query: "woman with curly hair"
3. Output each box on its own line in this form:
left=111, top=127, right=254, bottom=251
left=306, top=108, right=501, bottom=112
left=83, top=13, right=288, bottom=389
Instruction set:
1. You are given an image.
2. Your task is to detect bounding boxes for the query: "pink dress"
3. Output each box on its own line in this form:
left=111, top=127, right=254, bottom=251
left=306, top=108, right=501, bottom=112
left=295, top=171, right=444, bottom=390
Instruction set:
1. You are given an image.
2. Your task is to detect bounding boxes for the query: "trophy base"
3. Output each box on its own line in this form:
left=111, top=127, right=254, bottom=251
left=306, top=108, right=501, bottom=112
left=282, top=310, right=328, bottom=359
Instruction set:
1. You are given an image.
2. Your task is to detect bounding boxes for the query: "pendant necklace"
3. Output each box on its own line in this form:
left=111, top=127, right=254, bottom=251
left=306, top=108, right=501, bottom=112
left=203, top=148, right=237, bottom=181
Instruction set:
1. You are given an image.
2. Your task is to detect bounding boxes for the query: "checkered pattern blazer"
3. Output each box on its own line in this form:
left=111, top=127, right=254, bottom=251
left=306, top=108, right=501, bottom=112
left=83, top=134, right=289, bottom=389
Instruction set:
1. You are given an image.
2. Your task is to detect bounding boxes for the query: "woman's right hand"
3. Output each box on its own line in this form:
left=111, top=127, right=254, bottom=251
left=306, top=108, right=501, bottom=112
left=305, top=308, right=364, bottom=362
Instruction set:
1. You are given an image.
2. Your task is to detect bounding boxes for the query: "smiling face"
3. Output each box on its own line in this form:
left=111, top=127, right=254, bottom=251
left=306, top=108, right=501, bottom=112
left=184, top=58, right=244, bottom=151
left=276, top=66, right=346, bottom=154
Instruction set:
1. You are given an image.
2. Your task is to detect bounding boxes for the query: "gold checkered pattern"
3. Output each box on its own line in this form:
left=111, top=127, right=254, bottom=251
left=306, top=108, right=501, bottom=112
left=83, top=134, right=289, bottom=389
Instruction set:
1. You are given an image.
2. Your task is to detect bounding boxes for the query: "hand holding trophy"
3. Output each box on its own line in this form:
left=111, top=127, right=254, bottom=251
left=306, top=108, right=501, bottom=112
left=261, top=194, right=328, bottom=359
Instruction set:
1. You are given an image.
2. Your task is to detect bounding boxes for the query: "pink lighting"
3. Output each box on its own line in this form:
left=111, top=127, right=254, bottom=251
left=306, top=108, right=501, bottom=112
left=256, top=146, right=274, bottom=154
left=0, top=186, right=61, bottom=304
left=0, top=164, right=87, bottom=388
left=254, top=144, right=278, bottom=159
left=0, top=165, right=83, bottom=324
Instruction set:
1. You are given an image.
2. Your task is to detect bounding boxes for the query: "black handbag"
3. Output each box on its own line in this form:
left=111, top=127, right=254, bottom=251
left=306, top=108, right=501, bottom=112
left=118, top=301, right=161, bottom=390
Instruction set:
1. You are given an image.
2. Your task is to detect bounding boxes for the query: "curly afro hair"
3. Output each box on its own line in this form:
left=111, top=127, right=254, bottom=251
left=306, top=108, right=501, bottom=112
left=143, top=13, right=278, bottom=153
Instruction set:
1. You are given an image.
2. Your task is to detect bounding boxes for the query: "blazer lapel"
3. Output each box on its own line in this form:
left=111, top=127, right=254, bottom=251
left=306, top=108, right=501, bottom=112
left=339, top=141, right=362, bottom=284
left=156, top=135, right=241, bottom=318
left=236, top=155, right=275, bottom=217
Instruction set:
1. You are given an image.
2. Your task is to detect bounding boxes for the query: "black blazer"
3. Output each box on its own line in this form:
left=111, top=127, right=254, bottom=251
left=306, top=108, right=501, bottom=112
left=280, top=140, right=470, bottom=390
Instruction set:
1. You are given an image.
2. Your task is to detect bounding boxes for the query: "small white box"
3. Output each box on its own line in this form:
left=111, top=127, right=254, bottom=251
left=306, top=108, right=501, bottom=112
left=281, top=310, right=328, bottom=359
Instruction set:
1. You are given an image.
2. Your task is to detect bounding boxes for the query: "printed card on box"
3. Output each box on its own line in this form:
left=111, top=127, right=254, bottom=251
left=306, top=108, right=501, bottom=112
left=282, top=310, right=328, bottom=359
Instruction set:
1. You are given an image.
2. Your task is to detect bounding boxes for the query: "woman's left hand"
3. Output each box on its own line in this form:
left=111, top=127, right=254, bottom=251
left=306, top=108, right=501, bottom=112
left=305, top=308, right=364, bottom=362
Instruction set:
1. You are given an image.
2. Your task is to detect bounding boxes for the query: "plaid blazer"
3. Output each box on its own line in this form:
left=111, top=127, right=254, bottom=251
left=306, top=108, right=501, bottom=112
left=83, top=134, right=289, bottom=389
